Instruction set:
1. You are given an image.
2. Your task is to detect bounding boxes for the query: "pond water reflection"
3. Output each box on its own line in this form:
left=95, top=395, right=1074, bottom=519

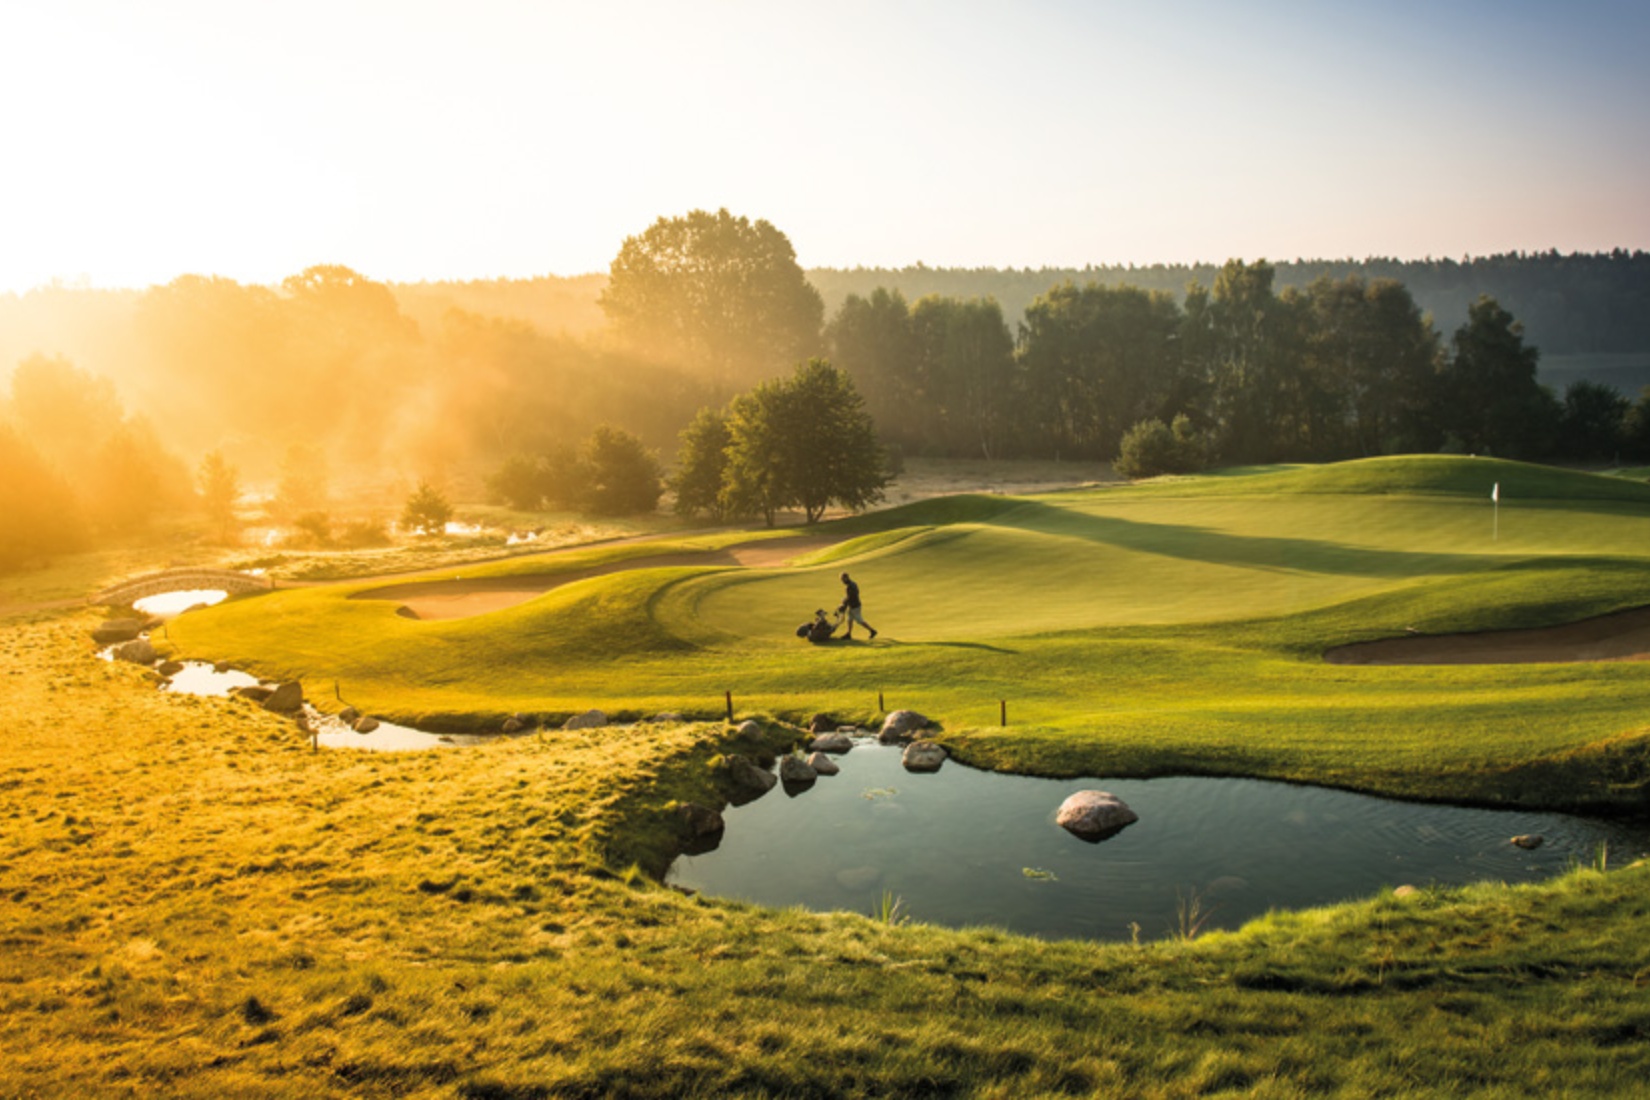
left=668, top=740, right=1650, bottom=942
left=132, top=589, right=230, bottom=617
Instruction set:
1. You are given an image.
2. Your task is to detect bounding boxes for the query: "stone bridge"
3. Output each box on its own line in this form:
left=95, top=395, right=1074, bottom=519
left=93, top=568, right=275, bottom=608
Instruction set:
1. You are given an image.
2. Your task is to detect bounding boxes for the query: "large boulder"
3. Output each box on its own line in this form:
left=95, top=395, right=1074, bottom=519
left=113, top=638, right=158, bottom=666
left=735, top=719, right=763, bottom=739
left=676, top=802, right=724, bottom=839
left=807, top=752, right=840, bottom=776
left=901, top=741, right=947, bottom=772
left=878, top=709, right=928, bottom=743
left=231, top=684, right=274, bottom=703
left=502, top=714, right=527, bottom=734
left=808, top=731, right=853, bottom=754
left=262, top=681, right=305, bottom=714
left=563, top=709, right=608, bottom=730
left=808, top=713, right=836, bottom=734
left=93, top=619, right=145, bottom=645
left=353, top=716, right=380, bottom=733
left=338, top=706, right=361, bottom=725
left=1056, top=790, right=1138, bottom=842
left=726, top=756, right=777, bottom=801
left=778, top=754, right=818, bottom=785
left=676, top=801, right=725, bottom=855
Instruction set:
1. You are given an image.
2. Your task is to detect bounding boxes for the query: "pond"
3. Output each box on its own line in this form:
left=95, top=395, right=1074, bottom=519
left=132, top=589, right=229, bottom=617
left=667, top=740, right=1650, bottom=942
left=155, top=660, right=502, bottom=751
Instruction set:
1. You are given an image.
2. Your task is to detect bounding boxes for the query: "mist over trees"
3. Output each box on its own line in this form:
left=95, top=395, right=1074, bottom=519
left=3, top=215, right=1648, bottom=574
left=600, top=208, right=825, bottom=395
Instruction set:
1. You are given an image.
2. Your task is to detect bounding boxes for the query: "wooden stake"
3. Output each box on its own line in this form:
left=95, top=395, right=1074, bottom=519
left=1001, top=699, right=1007, bottom=727
left=725, top=690, right=733, bottom=721
left=878, top=690, right=884, bottom=712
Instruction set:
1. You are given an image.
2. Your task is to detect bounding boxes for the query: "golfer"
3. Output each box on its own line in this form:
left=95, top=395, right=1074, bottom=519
left=838, top=572, right=877, bottom=640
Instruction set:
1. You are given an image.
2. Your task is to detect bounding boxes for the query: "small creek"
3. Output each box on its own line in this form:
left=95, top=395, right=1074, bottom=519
left=152, top=660, right=501, bottom=751
left=667, top=740, right=1650, bottom=942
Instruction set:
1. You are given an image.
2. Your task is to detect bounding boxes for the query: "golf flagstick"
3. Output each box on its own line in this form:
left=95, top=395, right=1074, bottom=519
left=1492, top=481, right=1499, bottom=542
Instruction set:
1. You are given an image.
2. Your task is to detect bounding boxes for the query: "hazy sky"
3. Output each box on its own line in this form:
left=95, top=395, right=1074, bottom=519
left=2, top=0, right=1646, bottom=292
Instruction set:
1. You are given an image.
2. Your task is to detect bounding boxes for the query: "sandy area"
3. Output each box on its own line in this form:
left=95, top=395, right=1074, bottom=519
left=1324, top=606, right=1650, bottom=666
left=355, top=536, right=838, bottom=621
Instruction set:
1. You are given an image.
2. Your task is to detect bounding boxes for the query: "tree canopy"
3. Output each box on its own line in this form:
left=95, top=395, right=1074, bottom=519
left=600, top=208, right=825, bottom=393
left=703, top=359, right=887, bottom=527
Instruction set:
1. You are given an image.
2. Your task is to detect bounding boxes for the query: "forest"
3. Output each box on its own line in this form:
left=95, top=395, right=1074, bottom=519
left=3, top=216, right=1649, bottom=572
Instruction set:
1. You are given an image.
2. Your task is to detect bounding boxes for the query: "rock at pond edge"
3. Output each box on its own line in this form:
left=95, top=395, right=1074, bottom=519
left=879, top=709, right=929, bottom=741
left=807, top=752, right=840, bottom=776
left=779, top=755, right=817, bottom=784
left=262, top=681, right=304, bottom=714
left=563, top=708, right=607, bottom=730
left=902, top=741, right=947, bottom=772
left=809, top=732, right=853, bottom=754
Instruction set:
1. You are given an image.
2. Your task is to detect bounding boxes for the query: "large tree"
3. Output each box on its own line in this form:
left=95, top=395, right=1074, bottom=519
left=1018, top=282, right=1183, bottom=460
left=1436, top=295, right=1557, bottom=458
left=1300, top=276, right=1441, bottom=457
left=825, top=287, right=920, bottom=446
left=671, top=407, right=734, bottom=521
left=721, top=360, right=887, bottom=525
left=910, top=295, right=1016, bottom=459
left=600, top=208, right=825, bottom=393
left=579, top=425, right=663, bottom=516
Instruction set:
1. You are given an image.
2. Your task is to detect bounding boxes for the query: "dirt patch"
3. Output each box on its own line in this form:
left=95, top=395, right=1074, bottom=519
left=1325, top=606, right=1650, bottom=666
left=355, top=536, right=838, bottom=621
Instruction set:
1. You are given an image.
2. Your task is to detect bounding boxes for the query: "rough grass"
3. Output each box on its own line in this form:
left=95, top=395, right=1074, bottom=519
left=5, top=612, right=1650, bottom=1097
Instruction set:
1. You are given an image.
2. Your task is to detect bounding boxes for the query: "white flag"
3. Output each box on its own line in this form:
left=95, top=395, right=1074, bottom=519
left=1492, top=482, right=1499, bottom=503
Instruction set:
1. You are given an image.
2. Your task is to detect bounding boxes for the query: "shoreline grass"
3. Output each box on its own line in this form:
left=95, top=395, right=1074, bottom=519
left=6, top=609, right=1650, bottom=1096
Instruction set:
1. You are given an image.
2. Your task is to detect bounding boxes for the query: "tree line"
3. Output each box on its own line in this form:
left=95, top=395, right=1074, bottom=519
left=809, top=249, right=1650, bottom=360
left=6, top=208, right=1649, bottom=572
left=825, top=261, right=1650, bottom=468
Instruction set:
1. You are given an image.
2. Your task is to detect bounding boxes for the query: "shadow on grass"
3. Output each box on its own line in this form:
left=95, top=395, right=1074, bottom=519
left=996, top=498, right=1492, bottom=579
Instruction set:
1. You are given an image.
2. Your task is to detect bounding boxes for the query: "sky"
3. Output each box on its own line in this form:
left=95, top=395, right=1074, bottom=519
left=1, top=0, right=1647, bottom=293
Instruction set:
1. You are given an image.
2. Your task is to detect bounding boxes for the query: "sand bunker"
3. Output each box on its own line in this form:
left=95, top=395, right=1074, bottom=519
left=1325, top=606, right=1650, bottom=666
left=355, top=537, right=837, bottom=620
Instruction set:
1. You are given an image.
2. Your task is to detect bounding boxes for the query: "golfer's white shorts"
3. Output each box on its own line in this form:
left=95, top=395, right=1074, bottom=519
left=846, top=606, right=869, bottom=626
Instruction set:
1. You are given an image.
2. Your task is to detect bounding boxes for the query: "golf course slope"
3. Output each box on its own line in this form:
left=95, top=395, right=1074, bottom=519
left=172, top=454, right=1650, bottom=810
left=7, top=454, right=1650, bottom=1097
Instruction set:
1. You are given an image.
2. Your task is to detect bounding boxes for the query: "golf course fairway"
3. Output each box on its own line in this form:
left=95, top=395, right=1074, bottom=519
left=171, top=454, right=1650, bottom=810
left=11, top=453, right=1650, bottom=1098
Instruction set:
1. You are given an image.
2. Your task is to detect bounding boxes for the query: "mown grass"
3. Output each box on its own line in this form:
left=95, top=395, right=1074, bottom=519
left=171, top=455, right=1650, bottom=810
left=6, top=611, right=1650, bottom=1096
